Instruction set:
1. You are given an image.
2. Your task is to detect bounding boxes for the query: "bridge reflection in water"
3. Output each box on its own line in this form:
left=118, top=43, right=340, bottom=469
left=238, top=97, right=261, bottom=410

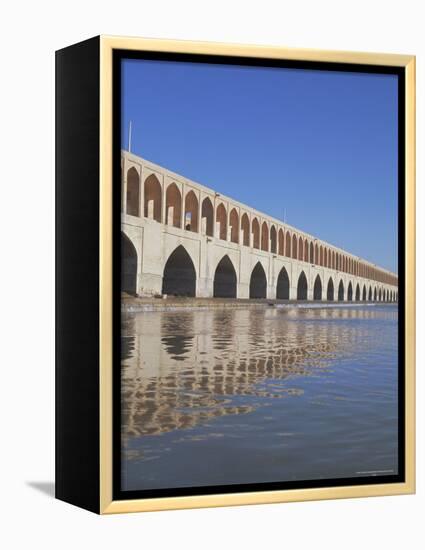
left=121, top=306, right=398, bottom=491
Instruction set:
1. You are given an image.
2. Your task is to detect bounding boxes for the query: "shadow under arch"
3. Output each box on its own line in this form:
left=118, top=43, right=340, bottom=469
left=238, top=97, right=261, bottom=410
left=327, top=277, right=334, bottom=301
left=276, top=266, right=290, bottom=299
left=347, top=281, right=353, bottom=301
left=121, top=231, right=137, bottom=295
left=338, top=280, right=344, bottom=301
left=297, top=271, right=308, bottom=300
left=162, top=245, right=196, bottom=297
left=355, top=283, right=360, bottom=301
left=313, top=274, right=322, bottom=300
left=249, top=262, right=267, bottom=299
left=214, top=255, right=237, bottom=298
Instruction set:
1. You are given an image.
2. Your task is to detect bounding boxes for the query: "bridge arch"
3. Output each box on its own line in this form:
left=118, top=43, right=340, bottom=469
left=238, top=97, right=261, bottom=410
left=144, top=173, right=162, bottom=222
left=165, top=182, right=182, bottom=228
left=249, top=262, right=267, bottom=299
left=378, top=288, right=382, bottom=301
left=304, top=238, right=309, bottom=262
left=184, top=190, right=198, bottom=232
left=261, top=222, right=269, bottom=252
left=252, top=218, right=260, bottom=249
left=368, top=286, right=372, bottom=301
left=327, top=277, right=334, bottom=301
left=310, top=242, right=314, bottom=264
left=347, top=281, right=353, bottom=301
left=298, top=236, right=304, bottom=261
left=278, top=229, right=284, bottom=255
left=276, top=266, right=290, bottom=299
left=162, top=245, right=196, bottom=297
left=229, top=208, right=239, bottom=244
left=292, top=234, right=298, bottom=259
left=297, top=271, right=308, bottom=300
left=270, top=225, right=277, bottom=254
left=216, top=203, right=227, bottom=240
left=285, top=231, right=291, bottom=257
left=313, top=274, right=322, bottom=300
left=126, top=167, right=140, bottom=217
left=374, top=287, right=377, bottom=301
left=241, top=213, right=250, bottom=246
left=362, top=285, right=366, bottom=301
left=201, top=197, right=214, bottom=236
left=121, top=231, right=138, bottom=295
left=355, top=283, right=360, bottom=301
left=338, top=280, right=344, bottom=301
left=213, top=255, right=237, bottom=298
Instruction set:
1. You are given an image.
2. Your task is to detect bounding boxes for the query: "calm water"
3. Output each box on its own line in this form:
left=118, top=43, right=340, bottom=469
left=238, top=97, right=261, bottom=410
left=121, top=305, right=398, bottom=491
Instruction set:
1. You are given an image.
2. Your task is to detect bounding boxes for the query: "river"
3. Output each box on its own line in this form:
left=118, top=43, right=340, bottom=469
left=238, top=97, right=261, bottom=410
left=121, top=304, right=398, bottom=491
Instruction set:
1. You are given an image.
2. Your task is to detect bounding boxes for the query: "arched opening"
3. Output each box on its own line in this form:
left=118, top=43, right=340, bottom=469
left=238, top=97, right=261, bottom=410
left=297, top=271, right=308, bottom=300
left=338, top=280, right=344, bottom=301
left=310, top=242, right=314, bottom=264
left=276, top=267, right=290, bottom=299
left=144, top=174, right=162, bottom=222
left=249, top=262, right=267, bottom=299
left=165, top=183, right=181, bottom=228
left=384, top=289, right=387, bottom=302
left=261, top=222, right=269, bottom=251
left=313, top=275, right=322, bottom=301
left=319, top=245, right=323, bottom=266
left=327, top=277, right=334, bottom=301
left=378, top=289, right=382, bottom=301
left=285, top=231, right=291, bottom=257
left=201, top=197, right=214, bottom=236
left=304, top=239, right=309, bottom=262
left=162, top=246, right=196, bottom=297
left=374, top=287, right=377, bottom=301
left=315, top=243, right=319, bottom=266
left=278, top=229, right=284, bottom=255
left=347, top=282, right=353, bottom=301
left=229, top=208, right=239, bottom=244
left=324, top=248, right=327, bottom=268
left=216, top=203, right=227, bottom=240
left=241, top=213, right=250, bottom=246
left=121, top=232, right=137, bottom=295
left=126, top=167, right=140, bottom=217
left=184, top=190, right=199, bottom=232
left=270, top=225, right=277, bottom=254
left=362, top=285, right=367, bottom=301
left=298, top=236, right=304, bottom=261
left=368, top=287, right=372, bottom=301
left=355, top=283, right=360, bottom=301
left=252, top=218, right=260, bottom=249
left=292, top=234, right=298, bottom=259
left=213, top=256, right=237, bottom=298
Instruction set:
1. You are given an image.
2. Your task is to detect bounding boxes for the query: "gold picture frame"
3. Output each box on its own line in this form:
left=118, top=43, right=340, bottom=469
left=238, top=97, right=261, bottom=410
left=56, top=35, right=415, bottom=514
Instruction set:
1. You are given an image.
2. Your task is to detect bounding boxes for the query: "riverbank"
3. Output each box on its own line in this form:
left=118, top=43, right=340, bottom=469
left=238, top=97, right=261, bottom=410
left=121, top=294, right=392, bottom=312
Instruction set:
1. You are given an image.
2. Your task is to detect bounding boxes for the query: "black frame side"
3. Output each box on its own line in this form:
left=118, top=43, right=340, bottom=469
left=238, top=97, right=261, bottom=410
left=112, top=50, right=406, bottom=502
left=55, top=36, right=100, bottom=513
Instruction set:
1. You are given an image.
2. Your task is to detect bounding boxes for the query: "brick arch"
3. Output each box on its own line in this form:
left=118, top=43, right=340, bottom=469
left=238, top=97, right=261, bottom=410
left=261, top=221, right=269, bottom=252
left=144, top=173, right=162, bottom=222
left=241, top=213, right=250, bottom=246
left=184, top=190, right=199, bottom=232
left=165, top=182, right=182, bottom=228
left=126, top=167, right=140, bottom=217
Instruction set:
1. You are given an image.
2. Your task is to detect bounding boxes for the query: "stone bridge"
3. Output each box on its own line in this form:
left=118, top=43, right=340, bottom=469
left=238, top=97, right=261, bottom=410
left=121, top=151, right=398, bottom=302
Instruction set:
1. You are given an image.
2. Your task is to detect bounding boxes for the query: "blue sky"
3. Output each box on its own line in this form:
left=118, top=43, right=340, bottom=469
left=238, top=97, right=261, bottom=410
left=121, top=59, right=398, bottom=273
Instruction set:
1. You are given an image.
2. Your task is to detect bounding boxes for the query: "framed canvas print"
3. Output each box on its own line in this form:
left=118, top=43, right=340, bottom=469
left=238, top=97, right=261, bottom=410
left=55, top=36, right=415, bottom=514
